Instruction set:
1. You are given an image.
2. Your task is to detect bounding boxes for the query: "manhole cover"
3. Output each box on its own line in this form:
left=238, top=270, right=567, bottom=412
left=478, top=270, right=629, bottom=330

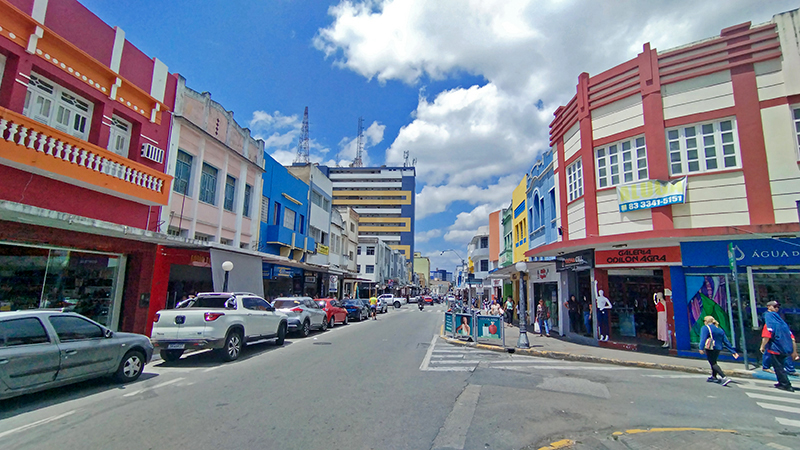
left=313, top=342, right=332, bottom=345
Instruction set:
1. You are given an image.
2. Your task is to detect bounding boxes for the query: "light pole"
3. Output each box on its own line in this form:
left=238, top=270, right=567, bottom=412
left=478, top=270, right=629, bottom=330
left=222, top=260, right=234, bottom=292
left=515, top=261, right=530, bottom=349
left=441, top=249, right=466, bottom=296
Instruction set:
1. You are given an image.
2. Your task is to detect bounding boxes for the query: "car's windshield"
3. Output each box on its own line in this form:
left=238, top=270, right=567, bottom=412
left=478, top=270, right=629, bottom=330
left=343, top=300, right=359, bottom=306
left=178, top=296, right=231, bottom=308
left=273, top=299, right=302, bottom=309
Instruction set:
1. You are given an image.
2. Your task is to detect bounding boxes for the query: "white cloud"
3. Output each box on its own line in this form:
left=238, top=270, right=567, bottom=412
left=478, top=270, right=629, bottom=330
left=416, top=174, right=517, bottom=219
left=415, top=229, right=442, bottom=243
left=249, top=110, right=332, bottom=164
left=334, top=120, right=386, bottom=167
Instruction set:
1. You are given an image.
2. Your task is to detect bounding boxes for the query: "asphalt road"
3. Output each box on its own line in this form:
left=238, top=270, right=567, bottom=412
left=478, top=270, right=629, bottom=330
left=1, top=305, right=798, bottom=450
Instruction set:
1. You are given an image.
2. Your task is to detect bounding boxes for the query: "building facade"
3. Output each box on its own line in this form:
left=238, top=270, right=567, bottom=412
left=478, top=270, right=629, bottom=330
left=511, top=176, right=528, bottom=264
left=466, top=226, right=491, bottom=300
left=413, top=252, right=430, bottom=291
left=527, top=11, right=800, bottom=356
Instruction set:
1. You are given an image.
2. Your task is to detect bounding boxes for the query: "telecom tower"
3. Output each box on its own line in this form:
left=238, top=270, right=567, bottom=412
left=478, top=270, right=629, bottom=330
left=351, top=117, right=364, bottom=167
left=294, top=106, right=310, bottom=164
left=403, top=150, right=416, bottom=167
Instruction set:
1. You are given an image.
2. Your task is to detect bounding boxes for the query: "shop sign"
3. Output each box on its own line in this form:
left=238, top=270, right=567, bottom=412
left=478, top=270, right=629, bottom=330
left=595, top=247, right=681, bottom=267
left=190, top=254, right=211, bottom=267
left=617, top=177, right=687, bottom=212
left=316, top=243, right=329, bottom=255
left=492, top=279, right=502, bottom=287
left=263, top=263, right=302, bottom=278
left=329, top=275, right=338, bottom=292
left=682, top=238, right=800, bottom=267
left=305, top=272, right=317, bottom=284
left=556, top=250, right=594, bottom=272
left=536, top=267, right=549, bottom=280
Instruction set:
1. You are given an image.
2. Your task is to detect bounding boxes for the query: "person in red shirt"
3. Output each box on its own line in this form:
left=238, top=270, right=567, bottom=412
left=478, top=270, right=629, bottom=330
left=761, top=301, right=799, bottom=392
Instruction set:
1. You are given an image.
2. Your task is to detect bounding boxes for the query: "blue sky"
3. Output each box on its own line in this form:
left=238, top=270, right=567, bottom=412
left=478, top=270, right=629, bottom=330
left=81, top=0, right=798, bottom=273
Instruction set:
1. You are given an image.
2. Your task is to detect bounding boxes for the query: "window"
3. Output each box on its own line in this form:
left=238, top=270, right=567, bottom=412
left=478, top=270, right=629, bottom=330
left=48, top=316, right=104, bottom=341
left=793, top=107, right=800, bottom=158
left=283, top=208, right=296, bottom=230
left=261, top=197, right=270, bottom=222
left=243, top=185, right=252, bottom=217
left=108, top=115, right=132, bottom=157
left=322, top=198, right=330, bottom=212
left=224, top=175, right=236, bottom=211
left=273, top=203, right=281, bottom=225
left=199, top=163, right=218, bottom=205
left=194, top=232, right=213, bottom=242
left=23, top=73, right=93, bottom=140
left=549, top=189, right=556, bottom=223
left=566, top=159, right=583, bottom=202
left=298, top=214, right=305, bottom=234
left=595, top=136, right=648, bottom=188
left=667, top=118, right=739, bottom=176
left=311, top=190, right=323, bottom=208
left=366, top=246, right=375, bottom=256
left=349, top=251, right=354, bottom=260
left=366, top=265, right=375, bottom=274
left=357, top=246, right=362, bottom=255
left=0, top=318, right=50, bottom=346
left=480, top=260, right=489, bottom=272
left=357, top=265, right=361, bottom=272
left=174, top=151, right=193, bottom=195
left=532, top=193, right=540, bottom=229
left=480, top=237, right=488, bottom=249
left=350, top=223, right=355, bottom=232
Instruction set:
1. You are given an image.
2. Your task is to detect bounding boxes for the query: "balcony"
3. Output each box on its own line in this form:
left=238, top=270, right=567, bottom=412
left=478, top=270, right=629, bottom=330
left=263, top=224, right=316, bottom=252
left=0, top=107, right=171, bottom=205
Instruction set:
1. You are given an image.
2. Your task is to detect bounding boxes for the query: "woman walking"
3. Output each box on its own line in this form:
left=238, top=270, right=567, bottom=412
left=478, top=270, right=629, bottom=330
left=698, top=316, right=739, bottom=386
left=536, top=299, right=550, bottom=337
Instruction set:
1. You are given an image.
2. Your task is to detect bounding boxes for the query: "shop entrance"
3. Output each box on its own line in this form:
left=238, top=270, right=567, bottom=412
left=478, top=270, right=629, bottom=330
left=166, top=265, right=213, bottom=309
left=607, top=270, right=664, bottom=346
left=533, top=282, right=559, bottom=332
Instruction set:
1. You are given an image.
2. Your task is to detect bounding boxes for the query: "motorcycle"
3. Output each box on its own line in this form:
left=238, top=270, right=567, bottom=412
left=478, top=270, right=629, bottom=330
left=418, top=301, right=424, bottom=311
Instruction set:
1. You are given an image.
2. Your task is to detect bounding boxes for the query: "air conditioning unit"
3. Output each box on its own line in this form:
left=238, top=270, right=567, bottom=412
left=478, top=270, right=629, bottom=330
left=141, top=143, right=165, bottom=164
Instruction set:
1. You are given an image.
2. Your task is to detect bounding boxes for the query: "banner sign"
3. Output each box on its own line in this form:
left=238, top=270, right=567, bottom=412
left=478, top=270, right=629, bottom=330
left=262, top=263, right=303, bottom=279
left=476, top=315, right=502, bottom=340
left=444, top=312, right=454, bottom=335
left=316, top=243, right=329, bottom=255
left=681, top=238, right=800, bottom=267
left=617, top=177, right=687, bottom=213
left=454, top=313, right=474, bottom=340
left=595, top=247, right=682, bottom=267
left=556, top=249, right=594, bottom=272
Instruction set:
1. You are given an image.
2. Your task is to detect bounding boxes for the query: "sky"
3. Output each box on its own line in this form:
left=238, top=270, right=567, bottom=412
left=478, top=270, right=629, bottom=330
left=81, top=0, right=799, bottom=274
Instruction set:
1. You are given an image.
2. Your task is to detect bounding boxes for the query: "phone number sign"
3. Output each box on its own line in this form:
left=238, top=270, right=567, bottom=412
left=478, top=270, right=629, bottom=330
left=617, top=177, right=687, bottom=213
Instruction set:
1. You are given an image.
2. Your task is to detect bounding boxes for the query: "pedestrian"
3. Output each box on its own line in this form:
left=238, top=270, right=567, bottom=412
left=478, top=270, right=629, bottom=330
left=760, top=301, right=799, bottom=392
left=564, top=295, right=579, bottom=334
left=536, top=299, right=550, bottom=337
left=504, top=296, right=514, bottom=327
left=698, top=316, right=739, bottom=386
left=581, top=295, right=592, bottom=337
left=490, top=300, right=502, bottom=316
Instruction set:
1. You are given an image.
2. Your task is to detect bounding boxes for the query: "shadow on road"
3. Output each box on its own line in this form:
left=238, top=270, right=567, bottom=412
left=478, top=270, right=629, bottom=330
left=152, top=339, right=294, bottom=368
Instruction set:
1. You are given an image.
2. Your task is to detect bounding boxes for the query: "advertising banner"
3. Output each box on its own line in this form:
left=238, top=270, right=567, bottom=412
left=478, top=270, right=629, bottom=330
left=616, top=177, right=687, bottom=213
left=444, top=312, right=454, bottom=336
left=454, top=313, right=474, bottom=339
left=595, top=247, right=682, bottom=267
left=476, top=315, right=502, bottom=340
left=556, top=249, right=594, bottom=272
left=316, top=243, right=329, bottom=255
left=681, top=238, right=800, bottom=267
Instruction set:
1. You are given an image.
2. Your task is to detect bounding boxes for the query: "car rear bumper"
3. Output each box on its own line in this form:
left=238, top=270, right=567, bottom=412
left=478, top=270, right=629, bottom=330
left=151, top=338, right=225, bottom=351
left=286, top=318, right=302, bottom=330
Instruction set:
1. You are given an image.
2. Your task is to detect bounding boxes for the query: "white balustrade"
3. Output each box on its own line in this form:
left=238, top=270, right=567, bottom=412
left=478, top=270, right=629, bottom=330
left=0, top=116, right=166, bottom=196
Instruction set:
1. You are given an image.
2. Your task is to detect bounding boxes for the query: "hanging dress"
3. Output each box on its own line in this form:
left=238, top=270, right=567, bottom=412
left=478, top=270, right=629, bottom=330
left=656, top=300, right=668, bottom=342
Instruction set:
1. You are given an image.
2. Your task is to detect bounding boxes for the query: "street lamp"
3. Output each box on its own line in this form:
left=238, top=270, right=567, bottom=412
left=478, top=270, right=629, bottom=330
left=441, top=249, right=467, bottom=295
left=222, top=260, right=234, bottom=292
left=515, top=261, right=530, bottom=349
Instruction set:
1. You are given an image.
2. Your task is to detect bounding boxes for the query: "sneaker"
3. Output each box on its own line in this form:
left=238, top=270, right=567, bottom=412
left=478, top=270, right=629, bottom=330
left=775, top=384, right=796, bottom=392
left=707, top=377, right=718, bottom=383
left=720, top=377, right=731, bottom=386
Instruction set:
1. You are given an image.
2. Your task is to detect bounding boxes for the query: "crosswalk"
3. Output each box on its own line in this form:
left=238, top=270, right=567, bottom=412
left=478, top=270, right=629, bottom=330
left=736, top=378, right=800, bottom=429
left=419, top=335, right=636, bottom=373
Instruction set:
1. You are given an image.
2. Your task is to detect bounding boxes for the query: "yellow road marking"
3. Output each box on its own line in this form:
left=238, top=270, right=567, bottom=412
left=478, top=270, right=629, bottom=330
left=440, top=324, right=444, bottom=335
left=538, top=439, right=575, bottom=450
left=624, top=427, right=736, bottom=434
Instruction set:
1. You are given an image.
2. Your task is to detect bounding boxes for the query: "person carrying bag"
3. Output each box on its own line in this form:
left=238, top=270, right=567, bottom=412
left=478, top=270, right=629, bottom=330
left=698, top=316, right=739, bottom=386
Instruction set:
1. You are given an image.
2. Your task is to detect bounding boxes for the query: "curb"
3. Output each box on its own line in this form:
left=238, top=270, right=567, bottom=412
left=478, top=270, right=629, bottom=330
left=438, top=335, right=755, bottom=378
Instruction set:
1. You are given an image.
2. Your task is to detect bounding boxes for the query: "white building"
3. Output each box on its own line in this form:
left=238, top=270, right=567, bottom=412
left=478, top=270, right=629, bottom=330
left=467, top=226, right=491, bottom=300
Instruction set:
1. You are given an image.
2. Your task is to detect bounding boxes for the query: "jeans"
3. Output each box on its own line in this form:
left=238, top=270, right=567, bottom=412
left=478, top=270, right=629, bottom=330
left=763, top=351, right=796, bottom=373
left=583, top=312, right=591, bottom=336
left=537, top=318, right=549, bottom=335
left=706, top=349, right=726, bottom=379
left=771, top=353, right=793, bottom=388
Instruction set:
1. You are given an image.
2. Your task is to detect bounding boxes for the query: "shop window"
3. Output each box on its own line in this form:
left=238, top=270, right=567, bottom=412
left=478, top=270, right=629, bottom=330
left=107, top=115, right=132, bottom=157
left=23, top=73, right=93, bottom=140
left=566, top=159, right=583, bottom=202
left=174, top=151, right=193, bottom=195
left=666, top=118, right=740, bottom=176
left=199, top=163, right=218, bottom=205
left=243, top=185, right=252, bottom=217
left=283, top=208, right=296, bottom=230
left=224, top=175, right=236, bottom=211
left=595, top=136, right=648, bottom=188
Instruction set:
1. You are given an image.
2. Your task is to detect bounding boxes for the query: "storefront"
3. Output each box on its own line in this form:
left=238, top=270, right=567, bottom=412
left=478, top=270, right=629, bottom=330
left=304, top=270, right=321, bottom=298
left=263, top=263, right=304, bottom=300
left=555, top=249, right=594, bottom=336
left=675, top=238, right=800, bottom=357
left=594, top=246, right=680, bottom=350
left=527, top=262, right=559, bottom=334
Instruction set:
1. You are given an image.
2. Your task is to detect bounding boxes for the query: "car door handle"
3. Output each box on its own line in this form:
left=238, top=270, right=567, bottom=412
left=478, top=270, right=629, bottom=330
left=0, top=359, right=8, bottom=365
left=65, top=350, right=78, bottom=355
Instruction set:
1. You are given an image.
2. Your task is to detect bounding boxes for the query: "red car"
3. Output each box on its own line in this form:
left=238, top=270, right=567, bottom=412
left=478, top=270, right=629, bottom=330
left=423, top=296, right=434, bottom=305
left=316, top=298, right=348, bottom=328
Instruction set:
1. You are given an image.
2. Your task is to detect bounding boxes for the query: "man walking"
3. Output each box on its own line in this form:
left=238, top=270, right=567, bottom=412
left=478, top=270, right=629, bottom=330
left=564, top=295, right=579, bottom=334
left=761, top=301, right=799, bottom=392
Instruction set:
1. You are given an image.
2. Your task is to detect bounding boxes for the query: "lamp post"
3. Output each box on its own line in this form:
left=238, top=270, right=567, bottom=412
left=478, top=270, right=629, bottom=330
left=441, top=249, right=467, bottom=296
left=222, top=260, right=234, bottom=292
left=515, top=261, right=530, bottom=349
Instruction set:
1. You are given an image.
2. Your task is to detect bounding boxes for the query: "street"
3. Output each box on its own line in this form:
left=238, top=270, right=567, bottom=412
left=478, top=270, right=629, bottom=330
left=1, top=305, right=798, bottom=450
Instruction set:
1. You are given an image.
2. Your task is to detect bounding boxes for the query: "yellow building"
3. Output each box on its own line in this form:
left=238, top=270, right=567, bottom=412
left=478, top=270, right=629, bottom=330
left=512, top=175, right=528, bottom=263
left=413, top=252, right=430, bottom=290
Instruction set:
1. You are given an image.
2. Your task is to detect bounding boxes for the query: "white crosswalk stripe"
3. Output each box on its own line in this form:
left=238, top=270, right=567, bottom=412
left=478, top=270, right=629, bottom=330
left=737, top=380, right=800, bottom=429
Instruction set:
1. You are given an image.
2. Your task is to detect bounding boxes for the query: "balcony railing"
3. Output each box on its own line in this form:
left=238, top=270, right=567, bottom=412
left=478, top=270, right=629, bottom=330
left=0, top=107, right=171, bottom=205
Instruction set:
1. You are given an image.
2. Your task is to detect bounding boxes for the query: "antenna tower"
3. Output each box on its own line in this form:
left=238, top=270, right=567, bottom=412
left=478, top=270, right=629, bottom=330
left=351, top=117, right=364, bottom=167
left=294, top=106, right=310, bottom=164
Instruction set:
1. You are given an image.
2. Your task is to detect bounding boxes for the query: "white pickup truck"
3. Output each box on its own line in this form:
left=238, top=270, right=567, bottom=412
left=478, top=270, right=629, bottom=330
left=378, top=294, right=405, bottom=309
left=151, top=292, right=288, bottom=362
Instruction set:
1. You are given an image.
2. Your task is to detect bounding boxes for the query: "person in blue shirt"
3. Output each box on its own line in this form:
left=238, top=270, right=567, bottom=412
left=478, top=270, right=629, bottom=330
left=698, top=316, right=739, bottom=386
left=760, top=301, right=799, bottom=392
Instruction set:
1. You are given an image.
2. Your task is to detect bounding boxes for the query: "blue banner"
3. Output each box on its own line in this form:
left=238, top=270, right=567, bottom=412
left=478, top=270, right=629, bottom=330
left=476, top=315, right=502, bottom=340
left=444, top=312, right=454, bottom=335
left=681, top=238, right=800, bottom=267
left=454, top=313, right=474, bottom=339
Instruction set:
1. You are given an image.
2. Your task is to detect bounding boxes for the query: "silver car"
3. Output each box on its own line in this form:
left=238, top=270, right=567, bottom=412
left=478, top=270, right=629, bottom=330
left=0, top=310, right=153, bottom=400
left=272, top=297, right=327, bottom=337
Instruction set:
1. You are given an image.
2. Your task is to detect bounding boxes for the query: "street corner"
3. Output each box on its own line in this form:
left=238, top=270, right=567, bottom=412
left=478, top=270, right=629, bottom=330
left=529, top=427, right=800, bottom=450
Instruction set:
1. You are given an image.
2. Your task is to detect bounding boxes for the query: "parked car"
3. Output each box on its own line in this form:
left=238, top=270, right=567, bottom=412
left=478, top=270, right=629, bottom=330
left=151, top=292, right=288, bottom=362
left=378, top=294, right=404, bottom=308
left=0, top=310, right=153, bottom=400
left=273, top=297, right=327, bottom=337
left=316, top=298, right=348, bottom=328
left=375, top=298, right=389, bottom=314
left=342, top=299, right=369, bottom=321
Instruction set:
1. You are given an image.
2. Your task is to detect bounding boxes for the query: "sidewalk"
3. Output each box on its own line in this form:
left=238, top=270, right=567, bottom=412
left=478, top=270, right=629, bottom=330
left=442, top=324, right=799, bottom=381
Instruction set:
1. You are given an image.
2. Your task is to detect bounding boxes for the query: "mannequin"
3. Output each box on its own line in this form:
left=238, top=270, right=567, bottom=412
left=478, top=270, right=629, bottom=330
left=654, top=292, right=669, bottom=348
left=594, top=280, right=612, bottom=341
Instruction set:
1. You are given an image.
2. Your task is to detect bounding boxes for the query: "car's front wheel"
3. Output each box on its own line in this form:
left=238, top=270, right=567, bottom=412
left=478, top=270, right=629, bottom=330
left=160, top=349, right=184, bottom=362
left=343, top=315, right=349, bottom=325
left=394, top=301, right=401, bottom=309
left=329, top=316, right=336, bottom=328
left=220, top=330, right=243, bottom=362
left=320, top=317, right=328, bottom=331
left=300, top=320, right=311, bottom=337
left=275, top=323, right=286, bottom=346
left=114, top=349, right=145, bottom=383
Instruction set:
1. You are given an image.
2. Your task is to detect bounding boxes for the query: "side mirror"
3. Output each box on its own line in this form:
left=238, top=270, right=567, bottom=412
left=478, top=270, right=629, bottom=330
left=104, top=329, right=114, bottom=338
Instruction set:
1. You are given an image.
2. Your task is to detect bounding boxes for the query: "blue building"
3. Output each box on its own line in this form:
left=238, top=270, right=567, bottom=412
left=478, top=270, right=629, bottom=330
left=526, top=148, right=558, bottom=252
left=430, top=269, right=453, bottom=283
left=259, top=155, right=315, bottom=298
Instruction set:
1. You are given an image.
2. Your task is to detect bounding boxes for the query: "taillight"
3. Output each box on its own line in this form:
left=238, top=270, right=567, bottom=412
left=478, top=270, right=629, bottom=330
left=290, top=307, right=304, bottom=313
left=204, top=312, right=225, bottom=321
left=153, top=313, right=160, bottom=323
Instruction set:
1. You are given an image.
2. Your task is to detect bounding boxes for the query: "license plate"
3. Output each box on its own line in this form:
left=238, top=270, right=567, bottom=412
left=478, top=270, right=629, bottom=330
left=167, top=343, right=185, bottom=349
